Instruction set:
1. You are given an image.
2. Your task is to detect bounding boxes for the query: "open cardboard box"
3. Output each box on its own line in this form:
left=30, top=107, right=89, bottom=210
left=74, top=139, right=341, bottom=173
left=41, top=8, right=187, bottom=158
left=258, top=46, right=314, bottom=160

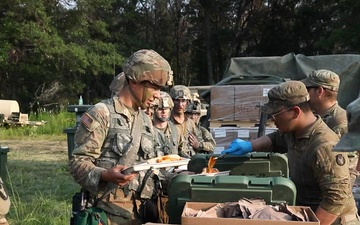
left=181, top=202, right=320, bottom=225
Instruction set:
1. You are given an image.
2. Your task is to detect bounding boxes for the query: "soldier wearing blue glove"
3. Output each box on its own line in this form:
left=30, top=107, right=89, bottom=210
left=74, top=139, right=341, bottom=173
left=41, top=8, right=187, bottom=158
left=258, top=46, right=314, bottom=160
left=222, top=80, right=359, bottom=225
left=221, top=139, right=252, bottom=156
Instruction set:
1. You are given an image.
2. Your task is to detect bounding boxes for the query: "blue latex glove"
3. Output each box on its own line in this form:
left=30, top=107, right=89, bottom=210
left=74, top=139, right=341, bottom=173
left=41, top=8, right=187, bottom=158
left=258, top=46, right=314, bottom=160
left=221, top=139, right=253, bottom=156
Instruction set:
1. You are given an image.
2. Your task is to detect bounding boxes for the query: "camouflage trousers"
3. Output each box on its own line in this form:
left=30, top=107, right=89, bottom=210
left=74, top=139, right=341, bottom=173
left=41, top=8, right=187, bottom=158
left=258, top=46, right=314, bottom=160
left=104, top=189, right=142, bottom=225
left=158, top=192, right=169, bottom=223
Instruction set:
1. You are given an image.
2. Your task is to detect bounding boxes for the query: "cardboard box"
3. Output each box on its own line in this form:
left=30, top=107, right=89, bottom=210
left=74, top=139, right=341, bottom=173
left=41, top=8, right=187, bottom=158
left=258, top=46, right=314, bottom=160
left=210, top=86, right=235, bottom=121
left=182, top=202, right=320, bottom=225
left=234, top=85, right=276, bottom=121
left=211, top=127, right=278, bottom=154
left=210, top=85, right=276, bottom=122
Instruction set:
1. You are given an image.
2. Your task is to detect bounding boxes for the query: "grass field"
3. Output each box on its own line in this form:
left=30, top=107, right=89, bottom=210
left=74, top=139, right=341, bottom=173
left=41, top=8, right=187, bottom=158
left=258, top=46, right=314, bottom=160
left=1, top=111, right=79, bottom=224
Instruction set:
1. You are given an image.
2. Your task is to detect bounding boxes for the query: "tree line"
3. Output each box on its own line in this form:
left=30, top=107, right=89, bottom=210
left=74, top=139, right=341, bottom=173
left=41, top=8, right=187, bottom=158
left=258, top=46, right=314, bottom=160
left=0, top=0, right=359, bottom=112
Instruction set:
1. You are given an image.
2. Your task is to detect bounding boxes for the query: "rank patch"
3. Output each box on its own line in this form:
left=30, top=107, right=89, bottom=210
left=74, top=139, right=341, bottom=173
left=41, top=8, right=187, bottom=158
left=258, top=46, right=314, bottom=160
left=336, top=154, right=345, bottom=166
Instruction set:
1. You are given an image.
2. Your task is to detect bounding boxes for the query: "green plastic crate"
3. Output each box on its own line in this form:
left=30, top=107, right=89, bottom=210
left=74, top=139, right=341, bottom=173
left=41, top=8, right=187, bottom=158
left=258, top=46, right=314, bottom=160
left=187, top=152, right=289, bottom=177
left=167, top=175, right=296, bottom=224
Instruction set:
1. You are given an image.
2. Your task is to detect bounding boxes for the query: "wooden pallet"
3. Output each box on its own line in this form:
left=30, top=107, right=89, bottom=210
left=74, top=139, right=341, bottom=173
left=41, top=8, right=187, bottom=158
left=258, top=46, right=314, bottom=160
left=209, top=120, right=275, bottom=128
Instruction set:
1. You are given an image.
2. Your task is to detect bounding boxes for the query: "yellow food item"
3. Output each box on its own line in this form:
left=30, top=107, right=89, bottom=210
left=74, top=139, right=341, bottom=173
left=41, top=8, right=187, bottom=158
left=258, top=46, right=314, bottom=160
left=156, top=155, right=182, bottom=163
left=202, top=167, right=220, bottom=173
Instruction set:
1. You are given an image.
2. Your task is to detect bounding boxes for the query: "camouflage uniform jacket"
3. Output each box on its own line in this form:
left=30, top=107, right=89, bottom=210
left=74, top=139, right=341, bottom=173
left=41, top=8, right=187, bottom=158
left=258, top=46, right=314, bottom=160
left=197, top=126, right=215, bottom=154
left=321, top=103, right=358, bottom=176
left=322, top=102, right=348, bottom=138
left=154, top=121, right=179, bottom=156
left=69, top=96, right=156, bottom=213
left=170, top=116, right=203, bottom=158
left=267, top=116, right=357, bottom=216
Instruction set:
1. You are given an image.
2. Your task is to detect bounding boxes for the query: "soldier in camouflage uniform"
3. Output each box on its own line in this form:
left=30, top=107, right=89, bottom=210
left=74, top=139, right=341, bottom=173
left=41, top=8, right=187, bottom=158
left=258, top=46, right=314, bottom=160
left=69, top=49, right=173, bottom=225
left=185, top=98, right=215, bottom=154
left=152, top=91, right=179, bottom=156
left=334, top=98, right=360, bottom=175
left=169, top=85, right=204, bottom=158
left=333, top=97, right=360, bottom=224
left=302, top=69, right=347, bottom=138
left=109, top=72, right=155, bottom=124
left=0, top=176, right=10, bottom=225
left=222, top=81, right=359, bottom=225
left=302, top=70, right=359, bottom=183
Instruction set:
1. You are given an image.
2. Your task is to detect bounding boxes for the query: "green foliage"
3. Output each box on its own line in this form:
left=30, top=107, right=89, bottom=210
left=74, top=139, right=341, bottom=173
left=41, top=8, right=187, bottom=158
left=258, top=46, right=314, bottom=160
left=1, top=0, right=360, bottom=109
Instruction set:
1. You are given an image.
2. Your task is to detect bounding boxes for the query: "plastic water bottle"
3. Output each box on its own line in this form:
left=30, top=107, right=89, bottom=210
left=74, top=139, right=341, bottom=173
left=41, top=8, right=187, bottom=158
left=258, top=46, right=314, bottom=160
left=79, top=95, right=83, bottom=105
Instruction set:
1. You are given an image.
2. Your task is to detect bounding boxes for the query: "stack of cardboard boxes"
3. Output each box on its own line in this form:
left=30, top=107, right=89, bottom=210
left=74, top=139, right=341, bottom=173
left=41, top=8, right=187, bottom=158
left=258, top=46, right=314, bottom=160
left=210, top=85, right=278, bottom=153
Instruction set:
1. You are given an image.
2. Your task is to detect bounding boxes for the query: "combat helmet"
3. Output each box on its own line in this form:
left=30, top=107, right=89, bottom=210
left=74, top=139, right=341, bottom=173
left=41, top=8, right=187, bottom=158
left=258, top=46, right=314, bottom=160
left=186, top=93, right=201, bottom=114
left=185, top=101, right=201, bottom=114
left=154, top=91, right=174, bottom=109
left=109, top=72, right=126, bottom=94
left=169, top=85, right=191, bottom=100
left=122, top=49, right=173, bottom=87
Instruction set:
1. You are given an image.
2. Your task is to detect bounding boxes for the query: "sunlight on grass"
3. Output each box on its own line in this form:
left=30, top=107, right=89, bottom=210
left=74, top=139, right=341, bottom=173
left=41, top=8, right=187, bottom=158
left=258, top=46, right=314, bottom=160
left=0, top=111, right=75, bottom=140
left=1, top=110, right=80, bottom=224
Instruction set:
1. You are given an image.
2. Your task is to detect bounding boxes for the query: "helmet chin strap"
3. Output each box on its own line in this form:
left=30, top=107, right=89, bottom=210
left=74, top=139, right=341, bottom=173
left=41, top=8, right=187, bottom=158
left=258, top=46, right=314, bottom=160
left=128, top=82, right=147, bottom=109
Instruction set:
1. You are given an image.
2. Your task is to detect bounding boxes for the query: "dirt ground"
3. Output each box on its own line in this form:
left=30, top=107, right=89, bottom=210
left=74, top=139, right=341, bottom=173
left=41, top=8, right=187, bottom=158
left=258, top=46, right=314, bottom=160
left=2, top=139, right=69, bottom=161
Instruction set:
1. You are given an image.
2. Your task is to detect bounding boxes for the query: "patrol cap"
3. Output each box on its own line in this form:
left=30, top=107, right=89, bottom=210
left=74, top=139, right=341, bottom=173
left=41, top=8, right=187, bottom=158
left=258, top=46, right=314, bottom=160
left=333, top=98, right=360, bottom=152
left=109, top=72, right=126, bottom=93
left=123, top=49, right=173, bottom=87
left=262, top=81, right=310, bottom=114
left=302, top=69, right=340, bottom=91
left=169, top=85, right=191, bottom=100
left=154, top=91, right=174, bottom=109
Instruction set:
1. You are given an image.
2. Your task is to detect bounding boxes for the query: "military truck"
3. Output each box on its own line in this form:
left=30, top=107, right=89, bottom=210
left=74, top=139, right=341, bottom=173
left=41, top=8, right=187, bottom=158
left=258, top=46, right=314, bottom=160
left=188, top=53, right=360, bottom=129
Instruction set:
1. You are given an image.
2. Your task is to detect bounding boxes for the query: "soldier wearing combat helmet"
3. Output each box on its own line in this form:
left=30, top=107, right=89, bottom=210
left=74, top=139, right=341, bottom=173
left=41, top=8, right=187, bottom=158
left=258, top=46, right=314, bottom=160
left=222, top=81, right=359, bottom=225
left=169, top=85, right=203, bottom=158
left=185, top=95, right=215, bottom=154
left=69, top=49, right=172, bottom=225
left=152, top=91, right=179, bottom=156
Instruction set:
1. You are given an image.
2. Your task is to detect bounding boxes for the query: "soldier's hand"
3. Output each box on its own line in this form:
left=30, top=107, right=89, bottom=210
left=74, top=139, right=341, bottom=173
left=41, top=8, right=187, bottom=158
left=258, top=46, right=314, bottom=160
left=188, top=133, right=200, bottom=149
left=221, top=139, right=253, bottom=156
left=101, top=165, right=138, bottom=186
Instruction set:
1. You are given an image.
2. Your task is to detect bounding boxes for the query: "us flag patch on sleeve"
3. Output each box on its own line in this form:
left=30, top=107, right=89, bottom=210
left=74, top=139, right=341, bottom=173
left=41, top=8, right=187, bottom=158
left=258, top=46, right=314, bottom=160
left=82, top=113, right=94, bottom=129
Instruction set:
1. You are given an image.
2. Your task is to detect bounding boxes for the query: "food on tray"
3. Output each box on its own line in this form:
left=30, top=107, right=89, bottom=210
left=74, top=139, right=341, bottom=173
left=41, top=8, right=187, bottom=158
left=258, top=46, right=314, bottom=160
left=156, top=155, right=182, bottom=163
left=202, top=167, right=220, bottom=173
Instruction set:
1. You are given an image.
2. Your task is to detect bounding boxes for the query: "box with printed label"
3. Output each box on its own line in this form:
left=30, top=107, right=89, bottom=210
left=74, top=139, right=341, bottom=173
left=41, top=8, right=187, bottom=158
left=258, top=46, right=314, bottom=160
left=182, top=202, right=320, bottom=225
left=211, top=127, right=278, bottom=154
